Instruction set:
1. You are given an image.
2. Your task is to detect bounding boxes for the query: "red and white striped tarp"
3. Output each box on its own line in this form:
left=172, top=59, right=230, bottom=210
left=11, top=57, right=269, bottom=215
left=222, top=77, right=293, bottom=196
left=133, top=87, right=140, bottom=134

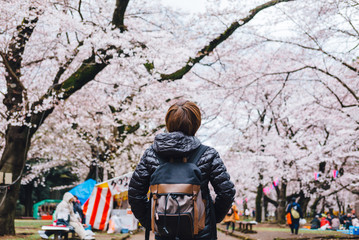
left=82, top=172, right=133, bottom=231
left=83, top=184, right=113, bottom=230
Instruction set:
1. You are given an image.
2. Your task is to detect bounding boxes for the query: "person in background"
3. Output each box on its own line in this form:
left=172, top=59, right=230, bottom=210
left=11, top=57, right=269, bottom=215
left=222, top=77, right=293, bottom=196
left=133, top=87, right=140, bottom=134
left=38, top=192, right=94, bottom=240
left=223, top=204, right=239, bottom=234
left=73, top=195, right=87, bottom=227
left=331, top=216, right=340, bottom=230
left=339, top=214, right=345, bottom=225
left=310, top=215, right=321, bottom=229
left=286, top=197, right=303, bottom=235
left=352, top=216, right=359, bottom=227
left=244, top=208, right=250, bottom=219
left=326, top=214, right=333, bottom=226
left=344, top=213, right=353, bottom=230
left=320, top=214, right=331, bottom=230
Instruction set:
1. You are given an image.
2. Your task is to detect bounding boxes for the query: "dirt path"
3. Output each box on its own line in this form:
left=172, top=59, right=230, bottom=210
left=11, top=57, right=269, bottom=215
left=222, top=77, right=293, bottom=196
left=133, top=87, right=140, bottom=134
left=4, top=220, right=359, bottom=240
left=217, top=223, right=359, bottom=240
left=127, top=223, right=359, bottom=240
left=129, top=229, right=239, bottom=240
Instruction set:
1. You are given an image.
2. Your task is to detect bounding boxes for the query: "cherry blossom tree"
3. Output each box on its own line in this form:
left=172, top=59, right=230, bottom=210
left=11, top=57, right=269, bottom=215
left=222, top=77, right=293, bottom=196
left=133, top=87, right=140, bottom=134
left=0, top=0, right=295, bottom=235
left=200, top=0, right=359, bottom=222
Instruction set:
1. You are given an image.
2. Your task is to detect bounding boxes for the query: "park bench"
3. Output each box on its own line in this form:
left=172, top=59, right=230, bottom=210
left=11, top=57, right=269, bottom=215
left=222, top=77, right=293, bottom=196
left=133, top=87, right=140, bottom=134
left=236, top=221, right=257, bottom=233
left=41, top=225, right=76, bottom=240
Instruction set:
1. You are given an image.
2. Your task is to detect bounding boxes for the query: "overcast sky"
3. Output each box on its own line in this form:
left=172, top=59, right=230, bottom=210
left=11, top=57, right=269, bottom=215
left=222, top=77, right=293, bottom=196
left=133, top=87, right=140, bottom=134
left=161, top=0, right=207, bottom=12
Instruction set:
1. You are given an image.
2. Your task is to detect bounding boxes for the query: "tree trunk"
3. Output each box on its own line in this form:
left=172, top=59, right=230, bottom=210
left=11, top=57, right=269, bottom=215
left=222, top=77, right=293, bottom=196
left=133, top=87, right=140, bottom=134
left=263, top=195, right=269, bottom=221
left=86, top=162, right=104, bottom=182
left=298, top=191, right=310, bottom=217
left=255, top=183, right=263, bottom=222
left=21, top=183, right=34, bottom=217
left=336, top=194, right=342, bottom=214
left=299, top=197, right=310, bottom=217
left=0, top=0, right=295, bottom=235
left=320, top=197, right=326, bottom=213
left=310, top=197, right=321, bottom=216
left=0, top=126, right=30, bottom=235
left=276, top=182, right=287, bottom=224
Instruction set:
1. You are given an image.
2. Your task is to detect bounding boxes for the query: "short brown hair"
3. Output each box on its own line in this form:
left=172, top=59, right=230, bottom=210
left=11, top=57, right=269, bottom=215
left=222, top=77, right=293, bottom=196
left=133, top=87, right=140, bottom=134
left=165, top=100, right=201, bottom=136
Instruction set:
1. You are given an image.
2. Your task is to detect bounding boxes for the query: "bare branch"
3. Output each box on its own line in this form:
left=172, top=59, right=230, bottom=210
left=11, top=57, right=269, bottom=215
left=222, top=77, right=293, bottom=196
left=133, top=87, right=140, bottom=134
left=78, top=0, right=84, bottom=21
left=23, top=56, right=56, bottom=67
left=308, top=66, right=359, bottom=102
left=262, top=37, right=359, bottom=74
left=266, top=73, right=290, bottom=106
left=319, top=80, right=358, bottom=108
left=338, top=11, right=359, bottom=37
left=159, top=0, right=294, bottom=81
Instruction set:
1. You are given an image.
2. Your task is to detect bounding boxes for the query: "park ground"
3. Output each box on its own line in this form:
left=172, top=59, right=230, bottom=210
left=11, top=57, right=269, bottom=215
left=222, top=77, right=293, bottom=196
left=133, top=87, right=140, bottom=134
left=1, top=220, right=359, bottom=240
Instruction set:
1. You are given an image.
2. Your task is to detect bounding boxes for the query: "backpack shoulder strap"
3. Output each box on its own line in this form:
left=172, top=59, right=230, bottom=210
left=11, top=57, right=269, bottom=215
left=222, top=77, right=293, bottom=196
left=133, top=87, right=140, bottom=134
left=188, top=144, right=209, bottom=164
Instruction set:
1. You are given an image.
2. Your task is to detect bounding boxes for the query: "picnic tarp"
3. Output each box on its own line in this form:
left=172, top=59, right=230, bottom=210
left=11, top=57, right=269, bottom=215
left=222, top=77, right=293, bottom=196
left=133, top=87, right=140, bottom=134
left=69, top=178, right=97, bottom=205
left=83, top=172, right=133, bottom=230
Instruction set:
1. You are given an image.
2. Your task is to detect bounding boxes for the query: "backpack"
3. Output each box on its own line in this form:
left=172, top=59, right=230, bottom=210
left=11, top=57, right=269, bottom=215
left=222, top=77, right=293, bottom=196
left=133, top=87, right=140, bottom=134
left=291, top=207, right=300, bottom=219
left=150, top=145, right=208, bottom=239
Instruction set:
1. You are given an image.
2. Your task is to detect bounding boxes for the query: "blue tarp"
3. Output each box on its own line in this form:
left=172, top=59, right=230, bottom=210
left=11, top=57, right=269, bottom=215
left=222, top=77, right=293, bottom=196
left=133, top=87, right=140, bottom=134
left=69, top=179, right=96, bottom=205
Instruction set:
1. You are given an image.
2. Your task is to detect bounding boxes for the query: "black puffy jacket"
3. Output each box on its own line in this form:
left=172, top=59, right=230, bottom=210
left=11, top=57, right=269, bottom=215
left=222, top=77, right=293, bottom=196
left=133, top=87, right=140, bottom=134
left=128, top=131, right=236, bottom=239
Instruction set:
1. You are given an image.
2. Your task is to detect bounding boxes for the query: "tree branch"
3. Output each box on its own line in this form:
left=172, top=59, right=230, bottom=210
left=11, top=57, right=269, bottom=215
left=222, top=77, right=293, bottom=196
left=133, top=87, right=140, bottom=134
left=264, top=194, right=278, bottom=207
left=266, top=73, right=290, bottom=106
left=339, top=182, right=359, bottom=195
left=319, top=80, right=358, bottom=108
left=112, top=0, right=130, bottom=32
left=0, top=51, right=26, bottom=91
left=53, top=41, right=83, bottom=84
left=78, top=0, right=84, bottom=21
left=308, top=66, right=359, bottom=102
left=159, top=0, right=294, bottom=81
left=23, top=56, right=56, bottom=67
left=28, top=51, right=108, bottom=136
left=1, top=10, right=38, bottom=113
left=262, top=37, right=359, bottom=74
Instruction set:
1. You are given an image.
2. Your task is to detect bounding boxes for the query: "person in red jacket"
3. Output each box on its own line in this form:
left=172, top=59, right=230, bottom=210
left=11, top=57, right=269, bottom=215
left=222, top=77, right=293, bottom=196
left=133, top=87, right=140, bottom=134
left=320, top=215, right=331, bottom=229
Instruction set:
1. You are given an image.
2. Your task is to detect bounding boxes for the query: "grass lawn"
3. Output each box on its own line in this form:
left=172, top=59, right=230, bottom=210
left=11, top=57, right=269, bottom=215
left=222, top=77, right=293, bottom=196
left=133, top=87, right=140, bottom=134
left=218, top=222, right=358, bottom=240
left=0, top=220, right=130, bottom=240
left=255, top=226, right=346, bottom=235
left=4, top=220, right=356, bottom=240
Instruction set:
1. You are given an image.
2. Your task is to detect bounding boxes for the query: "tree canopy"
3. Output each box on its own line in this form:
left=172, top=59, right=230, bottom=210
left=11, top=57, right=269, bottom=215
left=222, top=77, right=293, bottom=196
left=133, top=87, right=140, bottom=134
left=0, top=0, right=358, bottom=234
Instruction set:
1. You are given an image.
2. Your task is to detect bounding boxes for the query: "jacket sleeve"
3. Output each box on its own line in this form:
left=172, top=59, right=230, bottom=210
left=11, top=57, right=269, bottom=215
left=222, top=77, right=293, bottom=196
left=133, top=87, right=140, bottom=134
left=286, top=204, right=291, bottom=213
left=208, top=150, right=236, bottom=223
left=69, top=203, right=79, bottom=223
left=128, top=149, right=152, bottom=228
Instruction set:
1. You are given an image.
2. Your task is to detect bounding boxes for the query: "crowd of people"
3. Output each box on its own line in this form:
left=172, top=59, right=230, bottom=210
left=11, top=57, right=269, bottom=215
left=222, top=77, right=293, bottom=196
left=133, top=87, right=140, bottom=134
left=310, top=212, right=359, bottom=230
